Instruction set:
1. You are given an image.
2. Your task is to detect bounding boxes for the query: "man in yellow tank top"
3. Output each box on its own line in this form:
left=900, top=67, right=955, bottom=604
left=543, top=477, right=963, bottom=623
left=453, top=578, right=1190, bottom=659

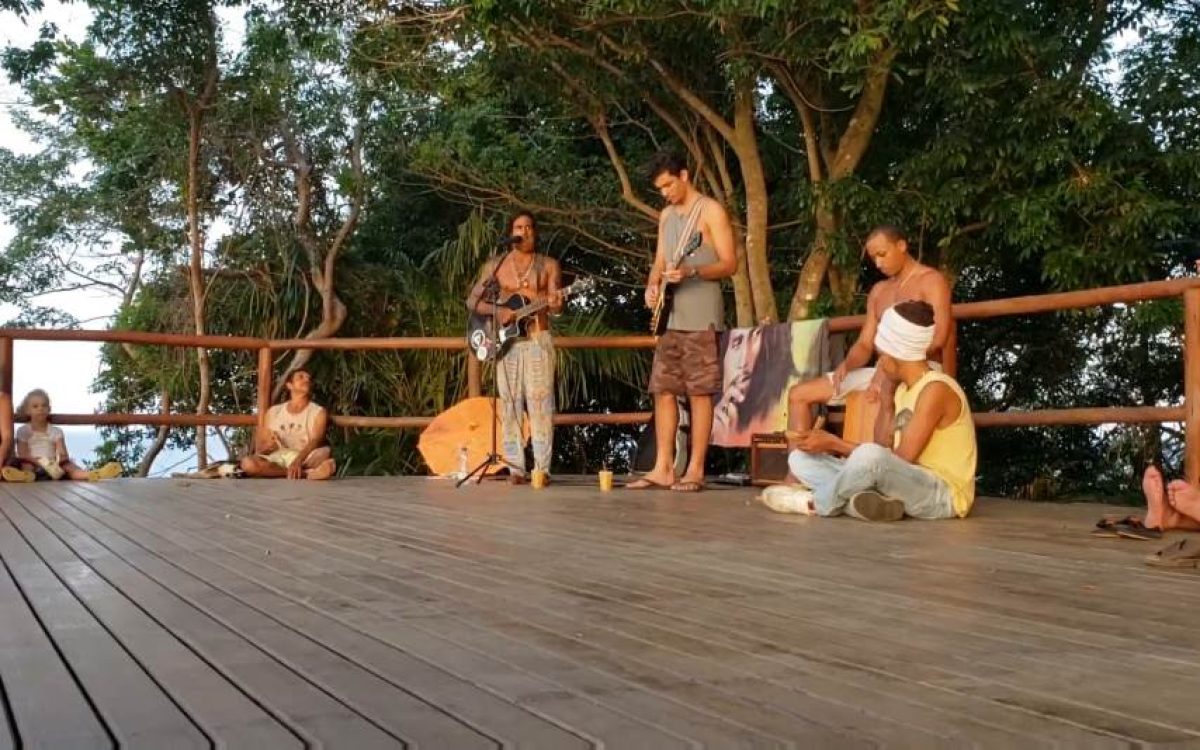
left=782, top=301, right=977, bottom=521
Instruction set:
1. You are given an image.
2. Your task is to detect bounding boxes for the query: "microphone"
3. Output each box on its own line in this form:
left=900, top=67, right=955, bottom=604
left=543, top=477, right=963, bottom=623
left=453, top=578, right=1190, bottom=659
left=497, top=235, right=522, bottom=247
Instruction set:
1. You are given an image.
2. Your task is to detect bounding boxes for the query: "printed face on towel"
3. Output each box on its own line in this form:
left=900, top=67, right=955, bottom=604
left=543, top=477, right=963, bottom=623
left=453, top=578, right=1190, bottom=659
left=712, top=320, right=829, bottom=447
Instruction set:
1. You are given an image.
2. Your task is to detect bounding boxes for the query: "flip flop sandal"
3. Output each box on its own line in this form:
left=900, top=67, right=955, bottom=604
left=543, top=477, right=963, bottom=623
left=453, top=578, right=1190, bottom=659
left=624, top=477, right=671, bottom=490
left=669, top=480, right=704, bottom=493
left=1093, top=514, right=1136, bottom=537
left=1145, top=537, right=1200, bottom=568
left=1115, top=518, right=1163, bottom=540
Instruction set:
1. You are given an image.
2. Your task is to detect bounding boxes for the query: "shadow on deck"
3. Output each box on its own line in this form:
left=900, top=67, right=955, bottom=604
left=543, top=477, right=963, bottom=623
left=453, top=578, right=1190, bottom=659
left=0, top=476, right=1196, bottom=748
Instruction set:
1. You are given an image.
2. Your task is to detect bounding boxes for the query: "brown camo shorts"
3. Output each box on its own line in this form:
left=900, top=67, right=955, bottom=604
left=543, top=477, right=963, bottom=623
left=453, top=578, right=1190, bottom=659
left=648, top=328, right=722, bottom=396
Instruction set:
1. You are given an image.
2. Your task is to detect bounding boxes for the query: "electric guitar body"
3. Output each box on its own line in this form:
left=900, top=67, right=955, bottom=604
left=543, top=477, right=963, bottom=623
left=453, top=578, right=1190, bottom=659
left=648, top=232, right=702, bottom=336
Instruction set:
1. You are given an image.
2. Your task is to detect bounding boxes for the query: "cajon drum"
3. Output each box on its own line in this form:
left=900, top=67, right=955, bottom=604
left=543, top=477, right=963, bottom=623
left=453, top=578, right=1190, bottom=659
left=840, top=390, right=881, bottom=446
left=750, top=390, right=884, bottom=486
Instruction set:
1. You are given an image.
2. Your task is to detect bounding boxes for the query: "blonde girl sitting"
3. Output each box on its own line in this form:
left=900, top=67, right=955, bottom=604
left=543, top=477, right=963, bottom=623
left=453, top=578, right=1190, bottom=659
left=3, top=389, right=122, bottom=482
left=1, top=392, right=35, bottom=482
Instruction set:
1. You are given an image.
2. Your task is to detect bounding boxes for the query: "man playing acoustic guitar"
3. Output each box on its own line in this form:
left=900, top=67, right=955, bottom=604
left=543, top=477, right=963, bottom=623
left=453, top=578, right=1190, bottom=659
left=466, top=211, right=563, bottom=484
left=628, top=151, right=737, bottom=492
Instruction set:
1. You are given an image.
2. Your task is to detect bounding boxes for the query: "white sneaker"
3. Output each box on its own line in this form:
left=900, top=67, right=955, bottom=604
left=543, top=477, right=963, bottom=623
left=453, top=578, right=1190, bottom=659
left=759, top=485, right=816, bottom=515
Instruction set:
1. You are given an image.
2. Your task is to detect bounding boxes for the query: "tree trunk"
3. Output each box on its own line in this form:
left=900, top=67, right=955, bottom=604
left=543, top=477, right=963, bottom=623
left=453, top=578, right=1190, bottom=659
left=272, top=122, right=363, bottom=398
left=789, top=201, right=837, bottom=320
left=731, top=234, right=754, bottom=327
left=181, top=14, right=218, bottom=468
left=185, top=104, right=211, bottom=468
left=135, top=391, right=171, bottom=477
left=781, top=50, right=897, bottom=321
left=733, top=79, right=776, bottom=324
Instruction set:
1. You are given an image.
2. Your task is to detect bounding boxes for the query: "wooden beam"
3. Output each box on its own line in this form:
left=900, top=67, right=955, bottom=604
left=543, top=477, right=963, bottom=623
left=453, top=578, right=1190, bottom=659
left=0, top=336, right=11, bottom=395
left=1185, top=289, right=1200, bottom=483
left=0, top=327, right=267, bottom=349
left=19, top=414, right=257, bottom=427
left=830, top=277, right=1200, bottom=333
left=466, top=355, right=482, bottom=398
left=256, top=347, right=272, bottom=439
left=972, top=406, right=1184, bottom=428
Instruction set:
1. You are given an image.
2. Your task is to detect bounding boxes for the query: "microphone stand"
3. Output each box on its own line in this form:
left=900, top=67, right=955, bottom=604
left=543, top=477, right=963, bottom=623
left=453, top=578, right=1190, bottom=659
left=458, top=248, right=524, bottom=487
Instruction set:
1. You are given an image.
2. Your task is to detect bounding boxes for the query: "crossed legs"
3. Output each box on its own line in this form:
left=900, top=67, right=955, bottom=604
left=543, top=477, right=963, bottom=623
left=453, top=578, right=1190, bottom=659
left=240, top=446, right=335, bottom=480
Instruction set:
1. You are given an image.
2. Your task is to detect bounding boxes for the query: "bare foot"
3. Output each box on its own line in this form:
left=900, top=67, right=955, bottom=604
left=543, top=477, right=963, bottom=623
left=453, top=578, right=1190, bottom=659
left=671, top=472, right=705, bottom=492
left=1143, top=465, right=1167, bottom=529
left=304, top=458, right=336, bottom=481
left=626, top=469, right=675, bottom=490
left=1166, top=479, right=1200, bottom=529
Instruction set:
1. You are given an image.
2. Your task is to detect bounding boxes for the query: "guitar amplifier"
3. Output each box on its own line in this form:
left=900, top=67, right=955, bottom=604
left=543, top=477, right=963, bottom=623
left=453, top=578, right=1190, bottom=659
left=750, top=433, right=791, bottom=486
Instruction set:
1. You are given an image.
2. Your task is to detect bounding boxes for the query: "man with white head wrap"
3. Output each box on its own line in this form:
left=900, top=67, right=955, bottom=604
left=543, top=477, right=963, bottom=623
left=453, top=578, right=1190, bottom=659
left=776, top=301, right=977, bottom=521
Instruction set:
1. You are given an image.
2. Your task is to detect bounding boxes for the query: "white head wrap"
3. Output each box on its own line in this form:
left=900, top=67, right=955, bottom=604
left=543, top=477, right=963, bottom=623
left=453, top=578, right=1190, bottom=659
left=875, top=306, right=933, bottom=362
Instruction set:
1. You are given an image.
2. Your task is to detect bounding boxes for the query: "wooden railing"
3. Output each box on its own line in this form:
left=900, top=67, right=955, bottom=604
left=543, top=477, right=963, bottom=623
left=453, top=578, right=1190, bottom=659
left=2, top=276, right=1198, bottom=480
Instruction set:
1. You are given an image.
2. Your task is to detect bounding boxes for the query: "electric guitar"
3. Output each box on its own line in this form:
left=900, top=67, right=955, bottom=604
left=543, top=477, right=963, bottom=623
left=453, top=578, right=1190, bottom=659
left=648, top=231, right=701, bottom=336
left=467, top=277, right=596, bottom=361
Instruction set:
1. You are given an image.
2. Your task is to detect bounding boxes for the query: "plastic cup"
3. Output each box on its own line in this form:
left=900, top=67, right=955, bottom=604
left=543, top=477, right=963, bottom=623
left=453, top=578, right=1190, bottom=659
left=598, top=470, right=614, bottom=492
left=531, top=469, right=548, bottom=489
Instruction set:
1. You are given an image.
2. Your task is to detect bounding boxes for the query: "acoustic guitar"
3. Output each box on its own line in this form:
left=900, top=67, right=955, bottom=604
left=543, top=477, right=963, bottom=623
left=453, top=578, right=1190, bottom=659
left=467, top=277, right=595, bottom=362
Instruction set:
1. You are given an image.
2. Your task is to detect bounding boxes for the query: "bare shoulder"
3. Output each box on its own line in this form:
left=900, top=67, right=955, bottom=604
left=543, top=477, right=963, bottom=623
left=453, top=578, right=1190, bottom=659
left=865, top=278, right=889, bottom=307
left=920, top=379, right=962, bottom=420
left=916, top=379, right=954, bottom=409
left=702, top=196, right=729, bottom=223
left=915, top=265, right=951, bottom=297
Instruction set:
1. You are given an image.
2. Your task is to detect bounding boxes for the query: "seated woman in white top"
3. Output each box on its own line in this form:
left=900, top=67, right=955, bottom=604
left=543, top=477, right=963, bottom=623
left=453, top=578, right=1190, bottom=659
left=3, top=389, right=122, bottom=482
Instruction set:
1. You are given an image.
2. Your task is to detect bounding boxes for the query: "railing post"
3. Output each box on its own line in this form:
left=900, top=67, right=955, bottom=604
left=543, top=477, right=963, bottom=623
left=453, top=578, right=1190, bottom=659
left=942, top=319, right=958, bottom=379
left=466, top=354, right=482, bottom=398
left=0, top=336, right=11, bottom=395
left=256, top=347, right=272, bottom=439
left=1186, top=290, right=1200, bottom=484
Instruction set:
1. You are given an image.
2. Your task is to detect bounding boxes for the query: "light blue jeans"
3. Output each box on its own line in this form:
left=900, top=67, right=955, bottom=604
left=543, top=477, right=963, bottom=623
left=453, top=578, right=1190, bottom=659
left=787, top=443, right=955, bottom=519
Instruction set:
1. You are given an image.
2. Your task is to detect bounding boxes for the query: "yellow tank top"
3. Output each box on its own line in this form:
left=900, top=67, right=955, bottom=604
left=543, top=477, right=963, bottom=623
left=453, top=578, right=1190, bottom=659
left=893, top=371, right=977, bottom=517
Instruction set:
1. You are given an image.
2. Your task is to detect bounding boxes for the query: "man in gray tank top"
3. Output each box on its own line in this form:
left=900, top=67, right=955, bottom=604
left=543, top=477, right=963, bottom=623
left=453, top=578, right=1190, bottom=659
left=627, top=152, right=737, bottom=492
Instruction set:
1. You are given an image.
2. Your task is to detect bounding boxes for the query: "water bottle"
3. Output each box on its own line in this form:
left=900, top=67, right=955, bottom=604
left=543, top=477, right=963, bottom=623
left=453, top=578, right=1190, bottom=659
left=454, top=445, right=469, bottom=480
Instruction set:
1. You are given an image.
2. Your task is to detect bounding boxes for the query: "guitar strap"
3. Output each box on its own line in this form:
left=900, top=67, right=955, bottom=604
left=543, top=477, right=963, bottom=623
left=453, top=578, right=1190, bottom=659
left=668, top=198, right=706, bottom=268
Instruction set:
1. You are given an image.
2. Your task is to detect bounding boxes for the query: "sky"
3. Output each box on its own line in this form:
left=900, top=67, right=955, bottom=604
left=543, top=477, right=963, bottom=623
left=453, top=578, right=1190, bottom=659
left=0, top=3, right=121, bottom=465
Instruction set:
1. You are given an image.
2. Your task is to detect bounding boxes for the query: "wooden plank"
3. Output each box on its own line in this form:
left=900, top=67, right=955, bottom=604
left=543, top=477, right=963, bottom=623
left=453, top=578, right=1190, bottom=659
left=39, top=484, right=504, bottom=750
left=3, top=489, right=403, bottom=750
left=0, top=493, right=205, bottom=749
left=231, top=495, right=1159, bottom=745
left=0, top=501, right=108, bottom=750
left=60, top=482, right=718, bottom=749
left=48, top=485, right=592, bottom=750
left=7, top=487, right=306, bottom=749
left=177, top=480, right=1200, bottom=744
left=94, top=482, right=1069, bottom=747
left=12, top=476, right=1200, bottom=747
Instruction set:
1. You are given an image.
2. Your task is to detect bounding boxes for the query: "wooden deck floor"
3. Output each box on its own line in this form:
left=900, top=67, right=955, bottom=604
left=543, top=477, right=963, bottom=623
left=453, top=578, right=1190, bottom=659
left=0, top=477, right=1198, bottom=749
